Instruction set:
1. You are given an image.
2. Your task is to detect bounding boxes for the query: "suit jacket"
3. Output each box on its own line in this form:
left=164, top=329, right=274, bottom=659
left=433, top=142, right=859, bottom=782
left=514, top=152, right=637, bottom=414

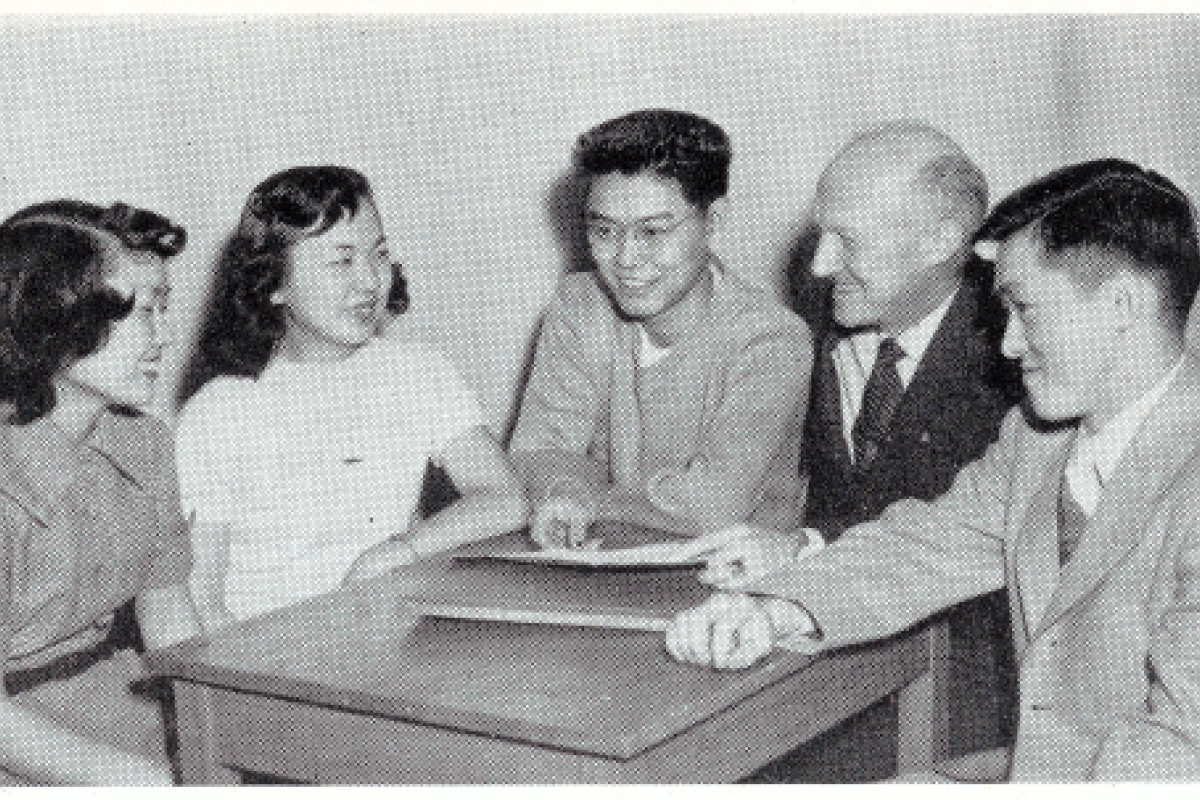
left=803, top=277, right=1021, bottom=535
left=748, top=355, right=1200, bottom=781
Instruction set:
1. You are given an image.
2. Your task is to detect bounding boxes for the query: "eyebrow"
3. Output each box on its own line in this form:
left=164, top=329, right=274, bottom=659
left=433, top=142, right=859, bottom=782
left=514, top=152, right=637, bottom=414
left=585, top=211, right=678, bottom=223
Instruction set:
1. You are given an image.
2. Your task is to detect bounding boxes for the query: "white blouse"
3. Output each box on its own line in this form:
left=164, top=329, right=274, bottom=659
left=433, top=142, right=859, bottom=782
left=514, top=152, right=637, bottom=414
left=175, top=336, right=484, bottom=620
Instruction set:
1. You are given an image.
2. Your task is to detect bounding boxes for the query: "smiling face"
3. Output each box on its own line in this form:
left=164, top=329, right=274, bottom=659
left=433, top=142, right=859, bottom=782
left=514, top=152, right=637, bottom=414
left=995, top=232, right=1119, bottom=426
left=61, top=248, right=171, bottom=409
left=584, top=171, right=716, bottom=325
left=810, top=156, right=939, bottom=334
left=276, top=200, right=391, bottom=362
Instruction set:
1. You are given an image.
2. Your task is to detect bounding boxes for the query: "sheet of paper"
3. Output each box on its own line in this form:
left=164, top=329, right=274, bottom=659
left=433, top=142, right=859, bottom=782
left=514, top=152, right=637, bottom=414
left=463, top=525, right=824, bottom=569
left=484, top=537, right=708, bottom=568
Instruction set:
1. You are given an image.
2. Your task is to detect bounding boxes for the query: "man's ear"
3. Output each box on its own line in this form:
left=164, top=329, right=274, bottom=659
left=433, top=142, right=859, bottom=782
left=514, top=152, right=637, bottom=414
left=917, top=217, right=966, bottom=267
left=1108, top=270, right=1157, bottom=332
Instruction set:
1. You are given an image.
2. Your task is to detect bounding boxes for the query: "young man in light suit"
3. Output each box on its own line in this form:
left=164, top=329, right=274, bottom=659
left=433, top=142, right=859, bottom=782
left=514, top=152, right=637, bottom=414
left=667, top=158, right=1200, bottom=781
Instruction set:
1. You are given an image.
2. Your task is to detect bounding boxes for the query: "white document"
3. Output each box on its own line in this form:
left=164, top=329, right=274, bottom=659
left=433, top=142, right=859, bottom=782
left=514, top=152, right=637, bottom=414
left=482, top=528, right=824, bottom=569
left=485, top=537, right=708, bottom=568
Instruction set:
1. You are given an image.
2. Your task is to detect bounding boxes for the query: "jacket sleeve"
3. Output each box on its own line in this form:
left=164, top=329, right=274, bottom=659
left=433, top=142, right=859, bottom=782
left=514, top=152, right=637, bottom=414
left=644, top=320, right=812, bottom=529
left=509, top=283, right=609, bottom=501
left=746, top=405, right=1023, bottom=653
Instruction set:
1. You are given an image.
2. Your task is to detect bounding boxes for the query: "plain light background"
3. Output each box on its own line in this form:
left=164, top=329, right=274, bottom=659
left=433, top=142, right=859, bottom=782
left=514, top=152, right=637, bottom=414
left=1, top=15, right=1197, bottom=430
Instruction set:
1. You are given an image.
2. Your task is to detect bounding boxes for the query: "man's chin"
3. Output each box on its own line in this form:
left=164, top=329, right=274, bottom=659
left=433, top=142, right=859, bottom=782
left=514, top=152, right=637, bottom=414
left=1024, top=392, right=1078, bottom=425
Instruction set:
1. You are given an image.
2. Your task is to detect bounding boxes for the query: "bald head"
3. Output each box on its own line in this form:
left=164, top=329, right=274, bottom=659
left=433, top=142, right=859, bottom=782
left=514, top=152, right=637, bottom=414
left=811, top=122, right=988, bottom=333
left=822, top=122, right=987, bottom=235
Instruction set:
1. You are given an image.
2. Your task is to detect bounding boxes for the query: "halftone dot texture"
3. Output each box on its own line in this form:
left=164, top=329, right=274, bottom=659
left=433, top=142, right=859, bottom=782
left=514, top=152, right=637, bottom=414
left=175, top=337, right=484, bottom=622
left=5, top=14, right=1200, bottom=783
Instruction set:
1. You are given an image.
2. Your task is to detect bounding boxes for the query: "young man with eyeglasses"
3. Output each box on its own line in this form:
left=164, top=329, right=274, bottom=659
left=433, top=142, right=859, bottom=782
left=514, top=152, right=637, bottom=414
left=510, top=109, right=813, bottom=548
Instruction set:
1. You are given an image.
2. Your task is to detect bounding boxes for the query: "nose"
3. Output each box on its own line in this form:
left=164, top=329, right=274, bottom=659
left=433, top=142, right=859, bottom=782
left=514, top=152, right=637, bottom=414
left=151, top=306, right=173, bottom=349
left=353, top=255, right=382, bottom=295
left=1001, top=311, right=1026, bottom=360
left=810, top=233, right=839, bottom=279
left=615, top=228, right=643, bottom=270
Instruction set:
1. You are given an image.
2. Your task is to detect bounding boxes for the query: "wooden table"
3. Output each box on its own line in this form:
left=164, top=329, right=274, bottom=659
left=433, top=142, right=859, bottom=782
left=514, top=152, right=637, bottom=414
left=150, top=540, right=950, bottom=784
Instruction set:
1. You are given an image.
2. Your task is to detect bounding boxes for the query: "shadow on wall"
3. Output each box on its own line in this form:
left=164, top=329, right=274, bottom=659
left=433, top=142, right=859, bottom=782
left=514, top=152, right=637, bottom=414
left=175, top=232, right=237, bottom=411
left=544, top=167, right=593, bottom=275
left=499, top=166, right=593, bottom=443
left=784, top=219, right=833, bottom=336
left=496, top=166, right=590, bottom=448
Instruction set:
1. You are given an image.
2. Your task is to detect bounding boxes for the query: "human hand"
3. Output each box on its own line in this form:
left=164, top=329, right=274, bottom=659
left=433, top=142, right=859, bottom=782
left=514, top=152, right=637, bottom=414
left=664, top=592, right=774, bottom=670
left=694, top=525, right=815, bottom=589
left=529, top=494, right=598, bottom=549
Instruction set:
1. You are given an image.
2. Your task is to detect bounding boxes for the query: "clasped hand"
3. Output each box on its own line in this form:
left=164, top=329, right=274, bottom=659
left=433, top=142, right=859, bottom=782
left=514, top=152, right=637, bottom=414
left=664, top=525, right=818, bottom=669
left=665, top=592, right=775, bottom=670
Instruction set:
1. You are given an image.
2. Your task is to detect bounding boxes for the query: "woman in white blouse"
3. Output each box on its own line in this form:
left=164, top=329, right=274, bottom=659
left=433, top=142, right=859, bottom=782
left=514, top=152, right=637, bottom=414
left=176, top=166, right=527, bottom=630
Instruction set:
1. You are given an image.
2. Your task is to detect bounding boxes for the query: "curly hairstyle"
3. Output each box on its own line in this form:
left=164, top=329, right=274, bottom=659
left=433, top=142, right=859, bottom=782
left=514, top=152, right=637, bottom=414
left=0, top=200, right=187, bottom=423
left=574, top=109, right=731, bottom=210
left=978, top=158, right=1200, bottom=330
left=191, top=166, right=408, bottom=384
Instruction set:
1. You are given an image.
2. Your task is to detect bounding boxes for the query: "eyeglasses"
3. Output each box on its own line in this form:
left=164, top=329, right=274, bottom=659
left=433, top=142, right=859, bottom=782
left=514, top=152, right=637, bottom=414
left=584, top=214, right=697, bottom=251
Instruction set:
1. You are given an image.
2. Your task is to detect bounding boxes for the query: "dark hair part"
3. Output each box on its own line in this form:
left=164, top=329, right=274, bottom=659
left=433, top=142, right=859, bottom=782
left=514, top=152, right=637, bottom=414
left=193, top=166, right=408, bottom=381
left=978, top=158, right=1200, bottom=329
left=574, top=109, right=731, bottom=209
left=0, top=201, right=186, bottom=423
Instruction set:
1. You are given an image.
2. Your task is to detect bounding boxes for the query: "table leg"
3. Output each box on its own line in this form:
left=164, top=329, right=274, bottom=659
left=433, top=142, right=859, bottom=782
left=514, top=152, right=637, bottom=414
left=174, top=681, right=240, bottom=785
left=896, top=618, right=951, bottom=772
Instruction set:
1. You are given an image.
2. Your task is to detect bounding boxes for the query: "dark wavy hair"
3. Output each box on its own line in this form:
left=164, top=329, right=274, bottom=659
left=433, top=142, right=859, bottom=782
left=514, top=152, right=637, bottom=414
left=574, top=109, right=731, bottom=210
left=0, top=200, right=186, bottom=423
left=978, top=158, right=1200, bottom=331
left=191, top=166, right=408, bottom=384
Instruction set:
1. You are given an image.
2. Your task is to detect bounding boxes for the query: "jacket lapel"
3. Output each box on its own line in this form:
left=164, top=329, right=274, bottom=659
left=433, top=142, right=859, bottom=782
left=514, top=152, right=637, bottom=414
left=1012, top=423, right=1075, bottom=638
left=1033, top=356, right=1200, bottom=639
left=608, top=320, right=643, bottom=486
left=890, top=285, right=979, bottom=432
left=810, top=329, right=851, bottom=468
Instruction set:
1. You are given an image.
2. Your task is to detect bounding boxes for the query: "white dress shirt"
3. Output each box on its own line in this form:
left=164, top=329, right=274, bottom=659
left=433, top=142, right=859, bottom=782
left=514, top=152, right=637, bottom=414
left=1064, top=358, right=1183, bottom=515
left=832, top=289, right=957, bottom=459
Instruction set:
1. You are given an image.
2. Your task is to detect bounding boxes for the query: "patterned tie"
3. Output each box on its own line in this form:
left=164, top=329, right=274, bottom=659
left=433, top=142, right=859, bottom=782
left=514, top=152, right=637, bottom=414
left=852, top=337, right=905, bottom=470
left=1057, top=471, right=1089, bottom=566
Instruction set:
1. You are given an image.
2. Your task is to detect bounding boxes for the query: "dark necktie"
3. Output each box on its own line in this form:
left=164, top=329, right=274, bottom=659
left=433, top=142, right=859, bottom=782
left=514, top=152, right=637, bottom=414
left=852, top=337, right=905, bottom=469
left=1057, top=471, right=1089, bottom=566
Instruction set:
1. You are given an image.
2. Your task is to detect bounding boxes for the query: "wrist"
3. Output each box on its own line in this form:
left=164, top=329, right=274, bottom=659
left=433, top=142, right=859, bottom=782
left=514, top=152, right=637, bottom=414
left=760, top=597, right=818, bottom=643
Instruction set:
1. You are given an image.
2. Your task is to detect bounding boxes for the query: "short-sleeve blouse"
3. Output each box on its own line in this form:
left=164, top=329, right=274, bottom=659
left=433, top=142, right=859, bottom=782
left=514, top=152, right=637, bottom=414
left=0, top=408, right=192, bottom=666
left=174, top=335, right=485, bottom=621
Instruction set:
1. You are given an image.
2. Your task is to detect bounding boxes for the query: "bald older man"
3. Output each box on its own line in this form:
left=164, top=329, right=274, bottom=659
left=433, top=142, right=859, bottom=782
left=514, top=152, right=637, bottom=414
left=758, top=123, right=1022, bottom=781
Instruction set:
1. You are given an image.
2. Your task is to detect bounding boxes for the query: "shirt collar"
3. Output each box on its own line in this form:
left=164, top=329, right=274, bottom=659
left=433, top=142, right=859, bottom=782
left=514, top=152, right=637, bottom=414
left=0, top=407, right=152, bottom=526
left=893, top=288, right=956, bottom=364
left=846, top=287, right=957, bottom=373
left=1073, top=357, right=1184, bottom=491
